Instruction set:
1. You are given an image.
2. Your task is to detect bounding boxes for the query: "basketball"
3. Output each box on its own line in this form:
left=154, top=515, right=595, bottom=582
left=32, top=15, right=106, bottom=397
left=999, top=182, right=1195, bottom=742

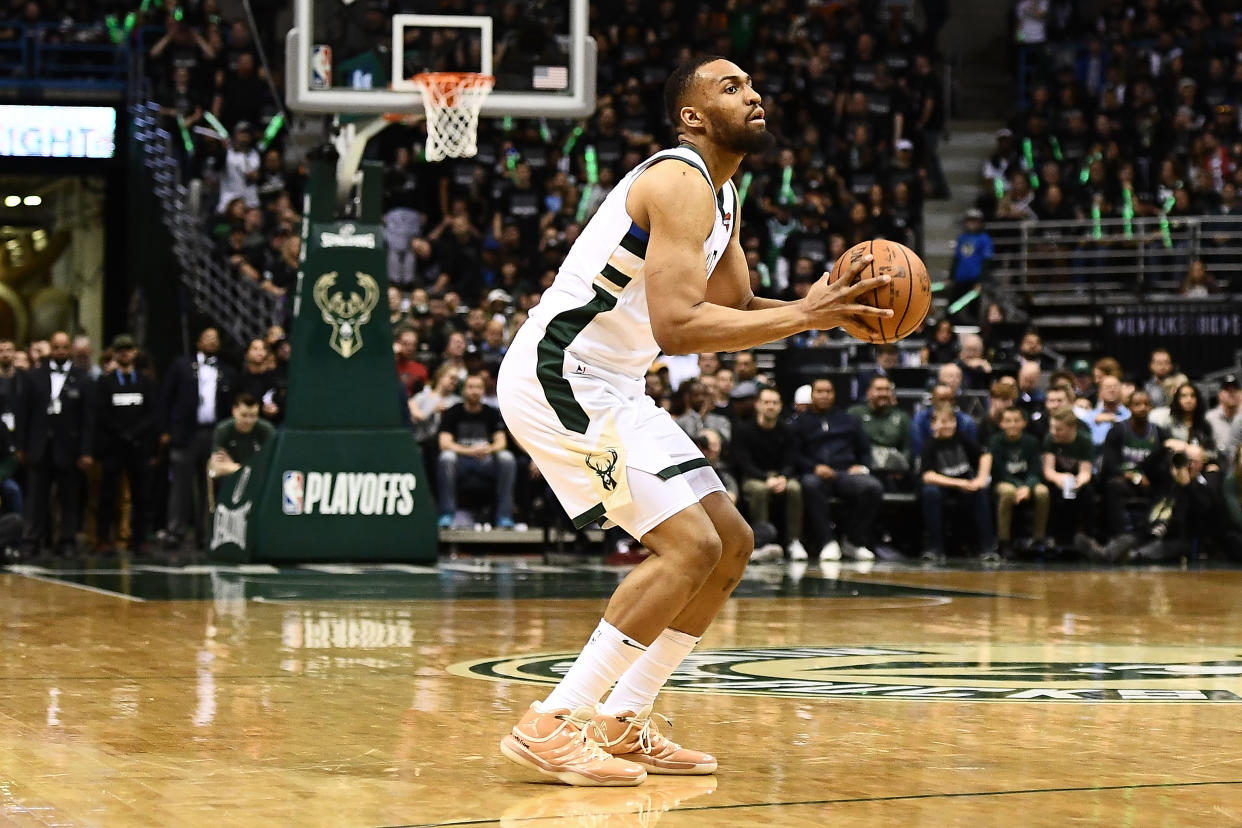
left=827, top=239, right=931, bottom=344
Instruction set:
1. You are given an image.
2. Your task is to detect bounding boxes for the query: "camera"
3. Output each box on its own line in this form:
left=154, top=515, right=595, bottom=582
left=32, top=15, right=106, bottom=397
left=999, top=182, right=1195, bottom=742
left=1171, top=451, right=1189, bottom=470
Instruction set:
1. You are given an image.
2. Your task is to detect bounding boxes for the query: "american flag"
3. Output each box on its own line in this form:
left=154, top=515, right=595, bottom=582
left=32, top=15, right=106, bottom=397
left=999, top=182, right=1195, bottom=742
left=532, top=66, right=569, bottom=90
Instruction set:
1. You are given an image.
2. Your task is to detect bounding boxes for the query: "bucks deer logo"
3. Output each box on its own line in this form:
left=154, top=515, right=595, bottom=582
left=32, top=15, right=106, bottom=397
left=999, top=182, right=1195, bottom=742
left=585, top=448, right=619, bottom=492
left=312, top=271, right=379, bottom=358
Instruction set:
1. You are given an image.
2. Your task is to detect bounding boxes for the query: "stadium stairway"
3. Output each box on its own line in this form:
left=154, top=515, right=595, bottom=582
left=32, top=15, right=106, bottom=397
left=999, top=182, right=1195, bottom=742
left=938, top=0, right=1013, bottom=118
left=921, top=120, right=1002, bottom=287
left=919, top=0, right=1011, bottom=313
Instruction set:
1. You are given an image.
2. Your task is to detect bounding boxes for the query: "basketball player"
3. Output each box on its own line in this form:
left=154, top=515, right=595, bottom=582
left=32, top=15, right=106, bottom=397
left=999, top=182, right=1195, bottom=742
left=495, top=56, right=892, bottom=786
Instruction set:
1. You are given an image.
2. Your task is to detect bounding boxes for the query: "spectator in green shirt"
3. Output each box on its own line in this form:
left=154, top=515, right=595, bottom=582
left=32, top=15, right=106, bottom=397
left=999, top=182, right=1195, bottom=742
left=848, top=375, right=913, bottom=491
left=990, top=407, right=1049, bottom=555
left=1042, top=406, right=1096, bottom=547
left=1100, top=390, right=1167, bottom=538
left=208, top=393, right=275, bottom=479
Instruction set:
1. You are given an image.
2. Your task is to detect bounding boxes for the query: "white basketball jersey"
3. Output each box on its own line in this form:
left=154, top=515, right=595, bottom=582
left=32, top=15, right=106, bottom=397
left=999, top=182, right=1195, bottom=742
left=525, top=145, right=737, bottom=381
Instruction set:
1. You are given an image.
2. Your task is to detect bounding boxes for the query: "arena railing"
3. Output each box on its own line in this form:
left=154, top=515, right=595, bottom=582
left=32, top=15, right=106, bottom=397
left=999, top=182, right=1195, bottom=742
left=0, top=21, right=127, bottom=92
left=983, top=214, right=1242, bottom=299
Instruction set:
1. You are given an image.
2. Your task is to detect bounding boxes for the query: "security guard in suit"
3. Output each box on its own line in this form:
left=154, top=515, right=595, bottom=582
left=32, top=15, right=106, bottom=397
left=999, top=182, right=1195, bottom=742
left=16, top=331, right=95, bottom=555
left=95, top=334, right=158, bottom=551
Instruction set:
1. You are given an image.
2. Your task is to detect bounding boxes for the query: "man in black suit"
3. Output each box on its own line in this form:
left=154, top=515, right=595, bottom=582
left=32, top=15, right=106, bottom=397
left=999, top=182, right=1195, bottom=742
left=95, top=334, right=159, bottom=552
left=16, top=330, right=95, bottom=555
left=158, top=327, right=234, bottom=547
left=0, top=338, right=24, bottom=432
left=0, top=339, right=26, bottom=519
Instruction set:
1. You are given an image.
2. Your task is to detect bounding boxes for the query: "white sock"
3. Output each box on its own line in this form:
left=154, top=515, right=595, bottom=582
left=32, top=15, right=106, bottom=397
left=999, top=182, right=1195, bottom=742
left=542, top=619, right=647, bottom=713
left=600, top=627, right=700, bottom=717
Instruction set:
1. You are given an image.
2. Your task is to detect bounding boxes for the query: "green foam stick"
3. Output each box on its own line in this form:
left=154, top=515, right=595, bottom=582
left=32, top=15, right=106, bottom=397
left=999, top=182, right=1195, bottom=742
left=779, top=165, right=795, bottom=205
left=738, top=171, right=753, bottom=208
left=1121, top=187, right=1134, bottom=240
left=1160, top=195, right=1176, bottom=248
left=948, top=286, right=980, bottom=315
left=259, top=113, right=285, bottom=151
left=562, top=125, right=583, bottom=155
left=176, top=115, right=194, bottom=155
left=203, top=111, right=229, bottom=139
left=584, top=145, right=598, bottom=184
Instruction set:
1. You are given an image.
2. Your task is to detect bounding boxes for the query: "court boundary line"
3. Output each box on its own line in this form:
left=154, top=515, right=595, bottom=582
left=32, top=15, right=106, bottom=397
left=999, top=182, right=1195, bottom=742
left=9, top=569, right=147, bottom=602
left=385, top=778, right=1242, bottom=827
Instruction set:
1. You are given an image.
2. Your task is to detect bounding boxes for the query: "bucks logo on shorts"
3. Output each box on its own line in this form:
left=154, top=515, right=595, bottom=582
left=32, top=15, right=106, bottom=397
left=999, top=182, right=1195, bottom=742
left=585, top=448, right=620, bottom=492
left=451, top=644, right=1242, bottom=703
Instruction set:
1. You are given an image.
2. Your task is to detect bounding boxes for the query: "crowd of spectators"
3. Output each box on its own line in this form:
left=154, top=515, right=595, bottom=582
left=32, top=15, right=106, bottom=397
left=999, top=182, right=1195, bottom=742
left=6, top=312, right=1239, bottom=567
left=11, top=2, right=1242, bottom=567
left=139, top=0, right=945, bottom=325
left=0, top=325, right=289, bottom=560
left=970, top=1, right=1242, bottom=291
left=634, top=337, right=1242, bottom=564
left=369, top=0, right=942, bottom=315
left=377, top=0, right=949, bottom=543
left=403, top=279, right=1242, bottom=564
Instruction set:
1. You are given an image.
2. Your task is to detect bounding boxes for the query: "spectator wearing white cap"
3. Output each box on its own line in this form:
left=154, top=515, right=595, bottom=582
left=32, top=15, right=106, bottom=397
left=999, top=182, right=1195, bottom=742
left=485, top=289, right=512, bottom=313
left=792, top=384, right=812, bottom=416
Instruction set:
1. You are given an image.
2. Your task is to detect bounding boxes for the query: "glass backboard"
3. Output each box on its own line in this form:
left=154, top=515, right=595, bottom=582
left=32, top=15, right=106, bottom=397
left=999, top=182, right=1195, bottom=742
left=286, top=0, right=595, bottom=118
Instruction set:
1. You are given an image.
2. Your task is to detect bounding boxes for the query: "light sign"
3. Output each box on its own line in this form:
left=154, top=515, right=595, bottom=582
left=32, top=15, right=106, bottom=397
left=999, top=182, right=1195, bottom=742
left=0, top=105, right=116, bottom=159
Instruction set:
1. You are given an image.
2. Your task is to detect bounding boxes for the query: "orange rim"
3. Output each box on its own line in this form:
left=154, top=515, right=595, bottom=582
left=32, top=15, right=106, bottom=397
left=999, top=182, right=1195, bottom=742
left=412, top=72, right=495, bottom=107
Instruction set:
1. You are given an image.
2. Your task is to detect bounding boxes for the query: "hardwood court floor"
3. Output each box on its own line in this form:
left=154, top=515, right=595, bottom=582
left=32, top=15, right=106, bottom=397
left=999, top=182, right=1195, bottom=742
left=2, top=559, right=1242, bottom=826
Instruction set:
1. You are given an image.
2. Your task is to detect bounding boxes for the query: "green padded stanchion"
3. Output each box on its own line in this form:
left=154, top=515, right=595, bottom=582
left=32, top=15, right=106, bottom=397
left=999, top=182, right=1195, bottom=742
left=210, top=159, right=437, bottom=563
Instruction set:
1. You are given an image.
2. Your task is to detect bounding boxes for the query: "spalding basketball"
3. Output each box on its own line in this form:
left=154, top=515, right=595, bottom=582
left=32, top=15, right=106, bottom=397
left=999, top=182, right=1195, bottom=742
left=828, top=239, right=932, bottom=344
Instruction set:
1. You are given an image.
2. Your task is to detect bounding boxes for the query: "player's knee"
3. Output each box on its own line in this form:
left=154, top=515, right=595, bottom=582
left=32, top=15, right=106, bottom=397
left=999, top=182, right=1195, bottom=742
left=737, top=519, right=754, bottom=551
left=495, top=450, right=516, bottom=468
left=727, top=521, right=754, bottom=563
left=684, top=531, right=723, bottom=577
left=438, top=451, right=457, bottom=468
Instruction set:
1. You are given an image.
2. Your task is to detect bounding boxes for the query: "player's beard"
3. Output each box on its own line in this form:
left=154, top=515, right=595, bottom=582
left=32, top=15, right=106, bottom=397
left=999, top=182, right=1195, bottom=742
left=718, top=114, right=776, bottom=155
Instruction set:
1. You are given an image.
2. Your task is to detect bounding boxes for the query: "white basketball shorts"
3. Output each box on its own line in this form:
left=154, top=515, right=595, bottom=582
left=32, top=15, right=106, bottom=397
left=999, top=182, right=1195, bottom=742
left=497, top=324, right=724, bottom=539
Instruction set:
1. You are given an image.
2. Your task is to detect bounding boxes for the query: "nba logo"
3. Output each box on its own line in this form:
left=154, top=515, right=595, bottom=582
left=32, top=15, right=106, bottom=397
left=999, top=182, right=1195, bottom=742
left=282, top=471, right=305, bottom=515
left=310, top=45, right=332, bottom=90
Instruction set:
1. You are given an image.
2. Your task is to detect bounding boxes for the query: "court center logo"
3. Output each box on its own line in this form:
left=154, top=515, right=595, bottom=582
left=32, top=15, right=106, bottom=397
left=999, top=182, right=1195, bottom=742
left=450, top=644, right=1242, bottom=703
left=312, top=271, right=379, bottom=358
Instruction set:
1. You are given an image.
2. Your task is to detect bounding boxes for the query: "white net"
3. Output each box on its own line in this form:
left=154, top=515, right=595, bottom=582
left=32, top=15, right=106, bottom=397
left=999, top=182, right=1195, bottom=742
left=411, top=73, right=495, bottom=162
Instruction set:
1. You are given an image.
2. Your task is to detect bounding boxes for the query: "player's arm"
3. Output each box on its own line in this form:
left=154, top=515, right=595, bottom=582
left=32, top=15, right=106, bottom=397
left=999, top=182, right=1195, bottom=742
left=703, top=186, right=793, bottom=312
left=703, top=234, right=791, bottom=311
left=633, top=163, right=890, bottom=355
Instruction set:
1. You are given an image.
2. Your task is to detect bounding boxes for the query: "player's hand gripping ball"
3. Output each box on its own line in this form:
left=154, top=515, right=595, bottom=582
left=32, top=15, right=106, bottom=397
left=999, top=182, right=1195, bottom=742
left=827, top=239, right=931, bottom=344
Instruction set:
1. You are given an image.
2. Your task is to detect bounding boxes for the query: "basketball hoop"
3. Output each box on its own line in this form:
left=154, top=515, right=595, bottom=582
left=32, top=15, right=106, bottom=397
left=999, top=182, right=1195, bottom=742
left=402, top=72, right=495, bottom=162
